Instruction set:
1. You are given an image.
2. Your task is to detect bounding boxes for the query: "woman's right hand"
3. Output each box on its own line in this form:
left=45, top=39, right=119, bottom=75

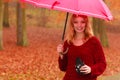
left=57, top=44, right=64, bottom=53
left=57, top=44, right=69, bottom=59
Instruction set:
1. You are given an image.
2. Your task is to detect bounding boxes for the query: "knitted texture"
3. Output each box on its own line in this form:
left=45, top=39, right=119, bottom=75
left=58, top=36, right=106, bottom=80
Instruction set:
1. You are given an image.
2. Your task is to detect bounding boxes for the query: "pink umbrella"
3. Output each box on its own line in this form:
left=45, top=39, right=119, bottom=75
left=21, top=0, right=113, bottom=40
left=22, top=0, right=113, bottom=20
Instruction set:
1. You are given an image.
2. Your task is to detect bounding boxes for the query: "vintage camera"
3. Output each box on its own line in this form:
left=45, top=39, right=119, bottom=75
left=75, top=57, right=85, bottom=75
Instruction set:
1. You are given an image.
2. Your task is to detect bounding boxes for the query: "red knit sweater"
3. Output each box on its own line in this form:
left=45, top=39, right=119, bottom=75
left=58, top=36, right=106, bottom=80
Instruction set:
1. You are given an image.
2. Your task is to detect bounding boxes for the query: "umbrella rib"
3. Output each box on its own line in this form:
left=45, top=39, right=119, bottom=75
left=54, top=6, right=110, bottom=20
left=98, top=0, right=113, bottom=20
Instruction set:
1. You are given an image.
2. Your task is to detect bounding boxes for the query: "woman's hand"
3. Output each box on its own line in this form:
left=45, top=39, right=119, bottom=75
left=80, top=65, right=91, bottom=74
left=57, top=44, right=64, bottom=53
left=57, top=44, right=64, bottom=59
left=57, top=44, right=69, bottom=59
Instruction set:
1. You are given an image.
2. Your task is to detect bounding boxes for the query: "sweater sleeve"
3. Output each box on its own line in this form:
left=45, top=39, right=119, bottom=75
left=58, top=41, right=68, bottom=71
left=58, top=54, right=68, bottom=71
left=90, top=37, right=107, bottom=77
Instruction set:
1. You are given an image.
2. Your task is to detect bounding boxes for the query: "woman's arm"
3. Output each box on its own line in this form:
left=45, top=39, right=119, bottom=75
left=57, top=41, right=68, bottom=71
left=90, top=37, right=107, bottom=77
left=58, top=54, right=68, bottom=71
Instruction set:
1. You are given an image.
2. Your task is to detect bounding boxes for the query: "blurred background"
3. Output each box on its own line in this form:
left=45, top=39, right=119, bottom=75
left=0, top=0, right=120, bottom=80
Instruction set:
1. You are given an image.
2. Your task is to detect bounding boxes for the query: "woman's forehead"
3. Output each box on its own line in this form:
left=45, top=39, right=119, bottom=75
left=73, top=17, right=85, bottom=21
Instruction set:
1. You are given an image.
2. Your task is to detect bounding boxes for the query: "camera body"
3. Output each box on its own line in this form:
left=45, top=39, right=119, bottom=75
left=75, top=57, right=85, bottom=75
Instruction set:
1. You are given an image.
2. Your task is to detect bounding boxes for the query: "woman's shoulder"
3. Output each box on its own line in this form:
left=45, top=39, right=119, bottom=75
left=89, top=36, right=101, bottom=44
left=64, top=40, right=68, bottom=44
left=63, top=40, right=69, bottom=46
left=90, top=36, right=98, bottom=40
left=64, top=40, right=73, bottom=47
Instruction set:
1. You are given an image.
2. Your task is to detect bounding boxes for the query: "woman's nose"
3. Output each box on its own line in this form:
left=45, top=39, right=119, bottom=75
left=78, top=23, right=82, bottom=27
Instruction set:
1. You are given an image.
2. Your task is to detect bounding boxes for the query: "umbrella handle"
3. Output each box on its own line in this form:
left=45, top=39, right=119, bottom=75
left=62, top=12, right=69, bottom=41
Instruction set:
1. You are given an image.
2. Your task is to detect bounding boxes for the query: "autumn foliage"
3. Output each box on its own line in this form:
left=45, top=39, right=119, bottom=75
left=0, top=0, right=120, bottom=79
left=0, top=26, right=120, bottom=79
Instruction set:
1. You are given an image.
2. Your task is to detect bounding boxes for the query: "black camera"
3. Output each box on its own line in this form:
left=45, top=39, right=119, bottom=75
left=75, top=57, right=85, bottom=75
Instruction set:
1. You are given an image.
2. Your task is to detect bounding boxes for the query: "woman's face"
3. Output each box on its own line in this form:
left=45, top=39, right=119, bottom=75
left=73, top=17, right=86, bottom=33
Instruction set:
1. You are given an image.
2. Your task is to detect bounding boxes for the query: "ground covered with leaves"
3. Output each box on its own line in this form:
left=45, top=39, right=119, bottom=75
left=0, top=26, right=120, bottom=80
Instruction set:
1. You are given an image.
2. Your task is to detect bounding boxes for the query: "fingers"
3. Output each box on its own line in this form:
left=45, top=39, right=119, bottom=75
left=80, top=65, right=91, bottom=74
left=57, top=44, right=64, bottom=53
left=57, top=44, right=68, bottom=56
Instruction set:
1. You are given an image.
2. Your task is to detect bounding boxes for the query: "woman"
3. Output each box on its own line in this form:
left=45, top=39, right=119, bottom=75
left=57, top=14, right=106, bottom=80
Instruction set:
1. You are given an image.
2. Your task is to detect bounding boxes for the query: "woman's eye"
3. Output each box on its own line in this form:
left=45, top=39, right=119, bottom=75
left=81, top=21, right=85, bottom=23
left=73, top=21, right=78, bottom=23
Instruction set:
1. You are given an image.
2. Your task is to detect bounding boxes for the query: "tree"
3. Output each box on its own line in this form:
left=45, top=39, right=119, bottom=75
left=98, top=19, right=109, bottom=47
left=92, top=18, right=99, bottom=37
left=40, top=8, right=47, bottom=27
left=0, top=0, right=4, bottom=50
left=92, top=18, right=109, bottom=47
left=3, top=0, right=10, bottom=27
left=16, top=1, right=28, bottom=46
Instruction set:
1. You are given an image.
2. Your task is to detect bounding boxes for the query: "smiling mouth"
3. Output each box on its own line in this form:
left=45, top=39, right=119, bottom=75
left=77, top=27, right=83, bottom=30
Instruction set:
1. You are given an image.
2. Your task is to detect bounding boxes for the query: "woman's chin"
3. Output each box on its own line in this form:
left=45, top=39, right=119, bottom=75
left=76, top=29, right=84, bottom=33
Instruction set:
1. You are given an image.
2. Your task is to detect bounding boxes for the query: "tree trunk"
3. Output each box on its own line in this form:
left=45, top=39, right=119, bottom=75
left=92, top=18, right=99, bottom=37
left=40, top=8, right=47, bottom=27
left=92, top=18, right=109, bottom=47
left=0, top=0, right=4, bottom=50
left=3, top=1, right=10, bottom=27
left=16, top=2, right=28, bottom=46
left=98, top=19, right=109, bottom=47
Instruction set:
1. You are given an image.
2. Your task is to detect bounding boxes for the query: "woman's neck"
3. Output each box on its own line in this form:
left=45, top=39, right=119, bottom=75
left=72, top=33, right=85, bottom=46
left=74, top=32, right=85, bottom=40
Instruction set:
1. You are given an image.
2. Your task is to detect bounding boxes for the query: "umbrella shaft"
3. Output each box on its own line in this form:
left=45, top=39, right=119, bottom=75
left=62, top=12, right=69, bottom=40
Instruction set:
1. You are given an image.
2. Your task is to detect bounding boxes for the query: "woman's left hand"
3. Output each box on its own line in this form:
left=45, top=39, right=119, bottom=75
left=80, top=65, right=91, bottom=74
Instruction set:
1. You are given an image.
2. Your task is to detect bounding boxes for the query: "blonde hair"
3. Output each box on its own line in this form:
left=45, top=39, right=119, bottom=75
left=65, top=14, right=94, bottom=44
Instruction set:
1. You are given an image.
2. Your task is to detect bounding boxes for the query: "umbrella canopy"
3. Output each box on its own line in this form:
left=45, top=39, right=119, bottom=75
left=22, top=0, right=113, bottom=20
